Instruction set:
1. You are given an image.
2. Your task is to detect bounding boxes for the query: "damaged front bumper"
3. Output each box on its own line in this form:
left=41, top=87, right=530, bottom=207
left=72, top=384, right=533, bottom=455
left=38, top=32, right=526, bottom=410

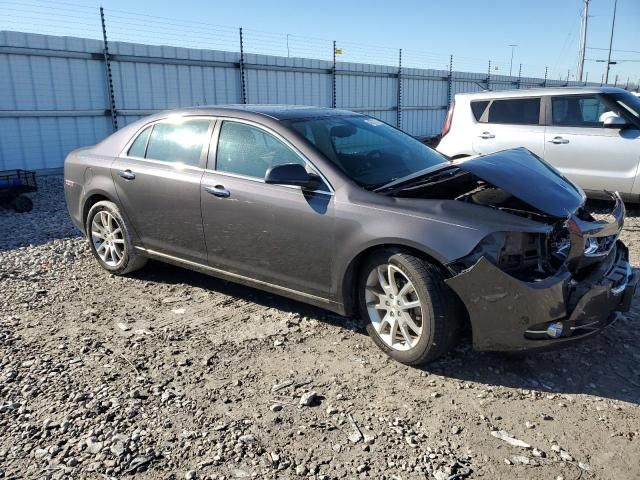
left=445, top=194, right=638, bottom=352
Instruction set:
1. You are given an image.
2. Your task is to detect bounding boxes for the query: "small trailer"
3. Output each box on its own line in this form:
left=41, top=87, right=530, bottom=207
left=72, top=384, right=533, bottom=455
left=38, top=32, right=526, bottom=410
left=0, top=169, right=37, bottom=212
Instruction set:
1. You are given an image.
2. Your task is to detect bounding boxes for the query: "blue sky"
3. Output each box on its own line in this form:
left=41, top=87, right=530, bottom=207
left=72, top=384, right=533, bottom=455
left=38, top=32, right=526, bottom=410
left=3, top=0, right=639, bottom=84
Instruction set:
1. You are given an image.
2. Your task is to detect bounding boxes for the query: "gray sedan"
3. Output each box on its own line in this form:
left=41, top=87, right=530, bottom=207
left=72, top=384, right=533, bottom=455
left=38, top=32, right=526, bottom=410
left=64, top=105, right=637, bottom=365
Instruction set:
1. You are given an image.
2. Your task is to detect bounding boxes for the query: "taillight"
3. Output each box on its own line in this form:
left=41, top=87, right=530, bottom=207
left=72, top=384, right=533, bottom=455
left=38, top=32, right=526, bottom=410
left=441, top=101, right=455, bottom=137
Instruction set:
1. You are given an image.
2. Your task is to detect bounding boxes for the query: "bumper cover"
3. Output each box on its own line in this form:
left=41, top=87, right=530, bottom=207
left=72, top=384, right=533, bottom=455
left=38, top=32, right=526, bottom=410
left=446, top=241, right=638, bottom=352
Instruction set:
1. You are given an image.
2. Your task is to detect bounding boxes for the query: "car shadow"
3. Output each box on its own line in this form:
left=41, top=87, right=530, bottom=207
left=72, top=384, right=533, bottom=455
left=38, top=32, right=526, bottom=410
left=131, top=259, right=640, bottom=406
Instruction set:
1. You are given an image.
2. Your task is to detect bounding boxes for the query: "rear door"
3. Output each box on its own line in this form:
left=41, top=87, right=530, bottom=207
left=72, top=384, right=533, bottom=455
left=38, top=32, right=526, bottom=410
left=200, top=120, right=335, bottom=298
left=111, top=117, right=213, bottom=263
left=543, top=94, right=640, bottom=195
left=472, top=97, right=545, bottom=157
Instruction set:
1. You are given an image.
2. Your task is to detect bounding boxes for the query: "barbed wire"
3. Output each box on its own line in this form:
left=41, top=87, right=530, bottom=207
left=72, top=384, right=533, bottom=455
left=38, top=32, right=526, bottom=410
left=1, top=0, right=636, bottom=85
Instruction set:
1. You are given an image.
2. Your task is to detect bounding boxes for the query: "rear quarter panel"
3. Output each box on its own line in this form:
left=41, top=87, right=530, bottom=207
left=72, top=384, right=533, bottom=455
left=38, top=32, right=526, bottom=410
left=64, top=148, right=119, bottom=234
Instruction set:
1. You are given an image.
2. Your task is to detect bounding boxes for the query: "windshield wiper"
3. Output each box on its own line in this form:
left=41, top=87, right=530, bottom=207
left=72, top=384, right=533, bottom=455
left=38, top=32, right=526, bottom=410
left=374, top=164, right=456, bottom=194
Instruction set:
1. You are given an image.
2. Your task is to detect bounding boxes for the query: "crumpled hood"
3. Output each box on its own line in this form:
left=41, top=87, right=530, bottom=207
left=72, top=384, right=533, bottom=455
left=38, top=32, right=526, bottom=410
left=456, top=148, right=586, bottom=218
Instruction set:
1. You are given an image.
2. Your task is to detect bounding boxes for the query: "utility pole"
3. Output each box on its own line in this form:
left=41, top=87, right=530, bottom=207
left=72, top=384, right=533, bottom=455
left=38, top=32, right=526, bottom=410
left=577, top=0, right=590, bottom=82
left=605, top=0, right=618, bottom=84
left=508, top=44, right=518, bottom=77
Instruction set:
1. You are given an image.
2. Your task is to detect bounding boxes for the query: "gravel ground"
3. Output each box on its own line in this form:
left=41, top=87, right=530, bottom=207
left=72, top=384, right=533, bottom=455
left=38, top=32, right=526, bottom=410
left=1, top=176, right=639, bottom=480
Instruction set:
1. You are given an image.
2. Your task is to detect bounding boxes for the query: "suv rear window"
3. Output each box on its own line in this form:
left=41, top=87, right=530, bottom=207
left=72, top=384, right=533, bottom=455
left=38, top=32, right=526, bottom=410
left=470, top=101, right=490, bottom=120
left=485, top=98, right=540, bottom=125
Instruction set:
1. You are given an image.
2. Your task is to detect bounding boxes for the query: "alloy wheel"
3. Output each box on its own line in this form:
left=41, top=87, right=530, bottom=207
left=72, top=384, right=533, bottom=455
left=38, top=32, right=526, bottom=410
left=364, top=263, right=424, bottom=351
left=91, top=210, right=125, bottom=267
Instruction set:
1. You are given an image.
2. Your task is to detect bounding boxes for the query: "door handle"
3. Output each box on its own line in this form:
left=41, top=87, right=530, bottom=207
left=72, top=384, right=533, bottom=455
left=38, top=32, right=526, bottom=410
left=204, top=185, right=230, bottom=198
left=118, top=169, right=136, bottom=180
left=548, top=136, right=570, bottom=144
left=478, top=132, right=495, bottom=139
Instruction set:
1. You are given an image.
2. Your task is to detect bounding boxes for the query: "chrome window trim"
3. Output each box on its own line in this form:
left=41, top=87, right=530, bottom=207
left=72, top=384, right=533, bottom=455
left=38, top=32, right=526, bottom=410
left=118, top=114, right=335, bottom=195
left=202, top=168, right=334, bottom=196
left=210, top=116, right=335, bottom=194
left=118, top=115, right=215, bottom=166
left=115, top=155, right=207, bottom=173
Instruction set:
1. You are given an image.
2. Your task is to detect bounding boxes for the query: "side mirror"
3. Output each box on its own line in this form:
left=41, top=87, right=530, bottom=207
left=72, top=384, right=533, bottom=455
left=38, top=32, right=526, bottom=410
left=603, top=115, right=628, bottom=129
left=265, top=163, right=320, bottom=189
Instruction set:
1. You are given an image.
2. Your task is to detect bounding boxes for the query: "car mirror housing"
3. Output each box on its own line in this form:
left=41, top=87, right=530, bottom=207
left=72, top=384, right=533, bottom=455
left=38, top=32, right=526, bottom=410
left=264, top=163, right=320, bottom=189
left=603, top=115, right=628, bottom=129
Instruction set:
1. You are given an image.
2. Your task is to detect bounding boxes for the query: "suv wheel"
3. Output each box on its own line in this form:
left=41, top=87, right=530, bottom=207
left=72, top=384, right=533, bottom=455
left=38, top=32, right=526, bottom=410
left=86, top=200, right=147, bottom=275
left=358, top=251, right=462, bottom=366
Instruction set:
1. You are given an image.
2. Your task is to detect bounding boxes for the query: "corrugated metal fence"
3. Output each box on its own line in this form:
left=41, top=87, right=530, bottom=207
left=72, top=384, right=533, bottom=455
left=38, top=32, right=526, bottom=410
left=0, top=30, right=601, bottom=171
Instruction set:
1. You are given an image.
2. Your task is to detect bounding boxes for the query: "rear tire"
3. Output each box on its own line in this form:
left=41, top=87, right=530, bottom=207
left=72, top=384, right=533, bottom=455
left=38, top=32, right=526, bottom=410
left=86, top=200, right=147, bottom=275
left=358, top=250, right=462, bottom=366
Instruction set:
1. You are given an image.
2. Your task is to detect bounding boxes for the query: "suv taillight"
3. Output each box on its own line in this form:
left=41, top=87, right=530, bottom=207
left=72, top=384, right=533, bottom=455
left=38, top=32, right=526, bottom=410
left=441, top=101, right=455, bottom=137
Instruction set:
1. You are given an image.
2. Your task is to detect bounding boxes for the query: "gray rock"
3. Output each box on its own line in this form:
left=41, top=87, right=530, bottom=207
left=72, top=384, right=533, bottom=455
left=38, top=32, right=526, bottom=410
left=110, top=441, right=126, bottom=456
left=299, top=391, right=318, bottom=407
left=490, top=430, right=531, bottom=449
left=238, top=434, right=256, bottom=445
left=85, top=438, right=103, bottom=455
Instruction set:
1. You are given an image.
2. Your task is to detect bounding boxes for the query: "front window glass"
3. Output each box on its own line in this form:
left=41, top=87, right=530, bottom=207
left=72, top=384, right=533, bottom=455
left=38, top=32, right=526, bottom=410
left=551, top=96, right=610, bottom=127
left=145, top=119, right=211, bottom=166
left=216, top=122, right=305, bottom=179
left=284, top=115, right=447, bottom=189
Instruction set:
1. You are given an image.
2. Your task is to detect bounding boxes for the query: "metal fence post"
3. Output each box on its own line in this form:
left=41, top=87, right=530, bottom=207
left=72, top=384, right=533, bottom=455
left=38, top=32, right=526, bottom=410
left=486, top=60, right=491, bottom=90
left=584, top=71, right=589, bottom=86
left=332, top=40, right=337, bottom=109
left=447, top=55, right=453, bottom=107
left=396, top=48, right=402, bottom=129
left=542, top=66, right=548, bottom=88
left=517, top=63, right=522, bottom=89
left=100, top=7, right=117, bottom=131
left=239, top=28, right=247, bottom=104
left=614, top=74, right=618, bottom=87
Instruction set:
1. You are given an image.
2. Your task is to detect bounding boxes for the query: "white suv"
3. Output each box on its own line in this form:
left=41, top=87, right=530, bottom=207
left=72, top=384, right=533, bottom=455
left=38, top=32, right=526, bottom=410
left=436, top=87, right=640, bottom=200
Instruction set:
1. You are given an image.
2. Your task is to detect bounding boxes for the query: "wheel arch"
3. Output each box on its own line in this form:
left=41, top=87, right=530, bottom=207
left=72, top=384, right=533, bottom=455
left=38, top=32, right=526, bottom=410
left=81, top=191, right=116, bottom=232
left=80, top=189, right=141, bottom=246
left=338, top=242, right=452, bottom=317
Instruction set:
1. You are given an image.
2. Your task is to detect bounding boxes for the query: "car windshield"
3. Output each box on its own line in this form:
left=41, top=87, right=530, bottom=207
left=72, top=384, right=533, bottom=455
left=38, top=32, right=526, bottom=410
left=284, top=115, right=447, bottom=189
left=605, top=92, right=640, bottom=127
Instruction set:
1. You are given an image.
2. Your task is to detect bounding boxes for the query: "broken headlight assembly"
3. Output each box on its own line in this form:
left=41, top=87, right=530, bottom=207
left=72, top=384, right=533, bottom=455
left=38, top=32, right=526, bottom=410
left=449, top=231, right=557, bottom=282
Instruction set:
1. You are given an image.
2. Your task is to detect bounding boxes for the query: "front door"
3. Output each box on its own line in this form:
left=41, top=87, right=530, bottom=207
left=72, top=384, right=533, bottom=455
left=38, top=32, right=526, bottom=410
left=543, top=94, right=640, bottom=195
left=111, top=117, right=213, bottom=262
left=201, top=120, right=335, bottom=298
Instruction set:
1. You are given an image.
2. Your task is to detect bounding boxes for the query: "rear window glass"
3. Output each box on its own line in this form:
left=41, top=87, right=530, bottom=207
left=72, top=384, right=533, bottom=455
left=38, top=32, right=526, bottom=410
left=127, top=126, right=151, bottom=157
left=145, top=119, right=211, bottom=166
left=486, top=98, right=540, bottom=125
left=471, top=100, right=490, bottom=120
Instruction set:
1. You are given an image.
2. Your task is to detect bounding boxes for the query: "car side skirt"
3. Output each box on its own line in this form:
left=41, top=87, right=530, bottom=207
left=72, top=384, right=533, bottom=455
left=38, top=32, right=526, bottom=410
left=135, top=247, right=346, bottom=315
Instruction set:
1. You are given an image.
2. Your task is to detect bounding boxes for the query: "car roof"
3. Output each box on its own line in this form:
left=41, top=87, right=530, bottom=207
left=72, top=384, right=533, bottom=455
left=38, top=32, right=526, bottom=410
left=454, top=86, right=629, bottom=100
left=163, top=104, right=359, bottom=121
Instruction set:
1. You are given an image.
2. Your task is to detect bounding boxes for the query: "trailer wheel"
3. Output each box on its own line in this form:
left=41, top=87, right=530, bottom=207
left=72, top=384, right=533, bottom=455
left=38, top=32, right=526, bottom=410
left=13, top=195, right=33, bottom=213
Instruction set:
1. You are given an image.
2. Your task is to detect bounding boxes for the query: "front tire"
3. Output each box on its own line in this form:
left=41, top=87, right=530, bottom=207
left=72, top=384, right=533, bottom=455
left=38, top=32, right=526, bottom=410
left=86, top=200, right=147, bottom=275
left=358, top=251, right=462, bottom=366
